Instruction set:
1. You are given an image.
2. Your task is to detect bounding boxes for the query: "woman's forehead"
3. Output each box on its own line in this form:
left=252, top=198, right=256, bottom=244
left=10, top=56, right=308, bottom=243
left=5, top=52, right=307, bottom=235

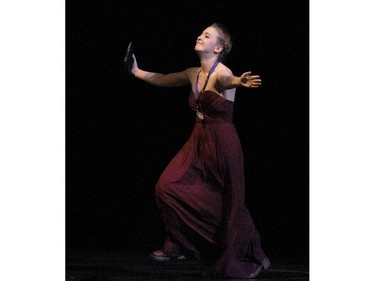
left=202, top=26, right=219, bottom=36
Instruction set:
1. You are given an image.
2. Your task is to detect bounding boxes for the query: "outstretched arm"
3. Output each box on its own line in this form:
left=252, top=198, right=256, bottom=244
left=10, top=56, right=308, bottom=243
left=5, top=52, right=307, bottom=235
left=131, top=54, right=189, bottom=87
left=218, top=69, right=262, bottom=89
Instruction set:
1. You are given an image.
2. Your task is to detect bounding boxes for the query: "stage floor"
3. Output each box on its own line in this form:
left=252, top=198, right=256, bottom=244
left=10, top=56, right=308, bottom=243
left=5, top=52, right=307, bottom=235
left=66, top=250, right=309, bottom=281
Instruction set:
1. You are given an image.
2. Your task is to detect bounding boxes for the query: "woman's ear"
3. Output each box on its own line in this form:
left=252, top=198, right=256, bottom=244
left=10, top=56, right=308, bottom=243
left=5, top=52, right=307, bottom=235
left=214, top=45, right=223, bottom=55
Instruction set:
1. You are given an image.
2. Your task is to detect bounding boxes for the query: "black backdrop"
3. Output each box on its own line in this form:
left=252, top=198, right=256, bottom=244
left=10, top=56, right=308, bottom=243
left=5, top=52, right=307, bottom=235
left=66, top=0, right=309, bottom=261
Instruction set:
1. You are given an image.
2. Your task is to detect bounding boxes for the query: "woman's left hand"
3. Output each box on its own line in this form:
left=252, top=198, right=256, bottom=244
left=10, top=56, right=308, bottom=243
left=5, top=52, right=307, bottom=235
left=240, top=71, right=262, bottom=88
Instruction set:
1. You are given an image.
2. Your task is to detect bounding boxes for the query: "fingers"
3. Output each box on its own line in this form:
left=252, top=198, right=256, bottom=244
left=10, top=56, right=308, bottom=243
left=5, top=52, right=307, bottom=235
left=246, top=76, right=261, bottom=83
left=251, top=79, right=262, bottom=87
left=247, top=76, right=262, bottom=88
left=250, top=77, right=261, bottom=83
left=245, top=74, right=259, bottom=79
left=244, top=71, right=260, bottom=79
left=243, top=71, right=262, bottom=88
left=132, top=54, right=138, bottom=67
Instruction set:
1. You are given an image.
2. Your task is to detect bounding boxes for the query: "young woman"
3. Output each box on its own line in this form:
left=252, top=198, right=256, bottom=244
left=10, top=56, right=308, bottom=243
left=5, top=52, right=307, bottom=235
left=129, top=22, right=270, bottom=279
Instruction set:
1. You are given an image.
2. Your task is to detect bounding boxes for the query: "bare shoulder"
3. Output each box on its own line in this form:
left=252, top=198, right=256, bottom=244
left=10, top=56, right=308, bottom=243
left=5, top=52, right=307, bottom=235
left=216, top=63, right=233, bottom=77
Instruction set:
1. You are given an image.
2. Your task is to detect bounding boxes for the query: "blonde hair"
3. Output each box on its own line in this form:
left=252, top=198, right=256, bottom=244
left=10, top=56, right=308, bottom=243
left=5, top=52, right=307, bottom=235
left=211, top=22, right=232, bottom=62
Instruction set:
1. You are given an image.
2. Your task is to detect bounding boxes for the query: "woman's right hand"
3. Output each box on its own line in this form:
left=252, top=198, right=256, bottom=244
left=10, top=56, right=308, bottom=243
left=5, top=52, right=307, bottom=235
left=131, top=54, right=139, bottom=76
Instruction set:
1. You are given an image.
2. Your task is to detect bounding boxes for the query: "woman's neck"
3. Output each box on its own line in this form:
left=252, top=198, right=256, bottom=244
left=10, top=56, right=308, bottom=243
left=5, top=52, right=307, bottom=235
left=199, top=55, right=219, bottom=73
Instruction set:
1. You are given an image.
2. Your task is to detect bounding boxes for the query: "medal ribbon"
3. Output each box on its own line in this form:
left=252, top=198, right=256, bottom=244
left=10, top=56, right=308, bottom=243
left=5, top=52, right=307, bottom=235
left=194, top=60, right=220, bottom=100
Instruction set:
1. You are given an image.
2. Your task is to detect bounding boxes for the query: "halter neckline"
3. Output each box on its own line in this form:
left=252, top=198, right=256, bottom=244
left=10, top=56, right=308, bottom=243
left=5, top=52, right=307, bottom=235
left=194, top=60, right=220, bottom=100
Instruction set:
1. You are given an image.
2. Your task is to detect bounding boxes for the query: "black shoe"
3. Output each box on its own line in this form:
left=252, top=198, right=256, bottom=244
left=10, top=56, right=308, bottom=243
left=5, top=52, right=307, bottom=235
left=123, top=41, right=134, bottom=75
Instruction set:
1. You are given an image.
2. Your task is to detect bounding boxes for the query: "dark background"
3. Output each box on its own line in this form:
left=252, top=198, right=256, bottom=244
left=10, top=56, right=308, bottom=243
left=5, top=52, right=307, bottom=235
left=66, top=0, right=309, bottom=261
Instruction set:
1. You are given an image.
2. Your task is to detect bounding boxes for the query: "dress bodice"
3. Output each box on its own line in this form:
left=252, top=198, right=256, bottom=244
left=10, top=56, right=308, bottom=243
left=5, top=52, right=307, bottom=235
left=189, top=90, right=234, bottom=123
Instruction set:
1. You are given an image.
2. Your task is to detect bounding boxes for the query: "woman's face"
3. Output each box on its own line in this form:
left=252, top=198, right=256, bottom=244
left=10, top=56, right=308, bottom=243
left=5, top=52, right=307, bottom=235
left=194, top=26, right=222, bottom=54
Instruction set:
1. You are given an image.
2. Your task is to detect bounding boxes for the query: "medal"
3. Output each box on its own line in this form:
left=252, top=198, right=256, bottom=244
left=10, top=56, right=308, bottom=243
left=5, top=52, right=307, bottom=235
left=196, top=110, right=204, bottom=120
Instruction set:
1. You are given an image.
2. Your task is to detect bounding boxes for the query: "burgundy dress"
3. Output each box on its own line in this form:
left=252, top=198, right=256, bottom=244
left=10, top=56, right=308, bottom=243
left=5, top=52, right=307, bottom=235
left=155, top=90, right=267, bottom=278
